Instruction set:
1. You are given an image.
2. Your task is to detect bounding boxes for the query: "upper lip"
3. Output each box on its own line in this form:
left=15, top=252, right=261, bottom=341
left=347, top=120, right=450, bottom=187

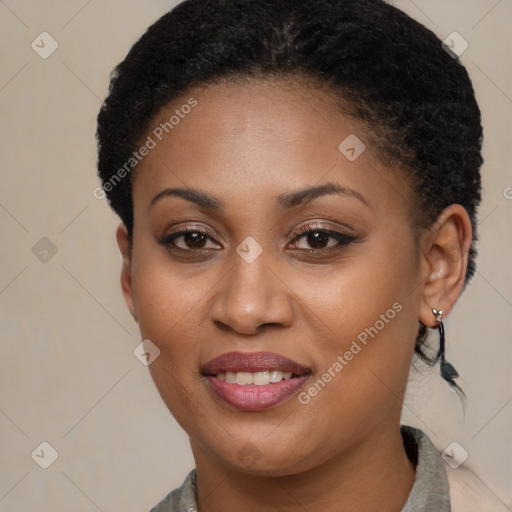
left=202, top=351, right=311, bottom=376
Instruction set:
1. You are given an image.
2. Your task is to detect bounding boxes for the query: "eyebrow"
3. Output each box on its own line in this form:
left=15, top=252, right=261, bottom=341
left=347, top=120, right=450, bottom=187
left=149, top=181, right=370, bottom=211
left=277, top=182, right=370, bottom=209
left=150, top=187, right=223, bottom=211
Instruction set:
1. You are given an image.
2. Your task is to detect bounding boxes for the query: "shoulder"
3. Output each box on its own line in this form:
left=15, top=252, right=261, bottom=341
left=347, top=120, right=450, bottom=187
left=447, top=465, right=510, bottom=512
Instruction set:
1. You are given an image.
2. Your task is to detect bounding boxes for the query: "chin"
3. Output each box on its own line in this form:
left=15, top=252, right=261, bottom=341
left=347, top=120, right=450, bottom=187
left=206, top=433, right=326, bottom=477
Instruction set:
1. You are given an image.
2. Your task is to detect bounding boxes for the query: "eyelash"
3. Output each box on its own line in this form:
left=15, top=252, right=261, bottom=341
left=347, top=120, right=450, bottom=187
left=289, top=223, right=357, bottom=254
left=158, top=223, right=358, bottom=256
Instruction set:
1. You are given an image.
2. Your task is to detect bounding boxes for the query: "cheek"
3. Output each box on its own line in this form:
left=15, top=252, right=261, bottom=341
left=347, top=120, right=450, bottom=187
left=297, top=236, right=418, bottom=343
left=294, top=235, right=420, bottom=403
left=129, top=246, right=212, bottom=428
left=129, top=236, right=208, bottom=365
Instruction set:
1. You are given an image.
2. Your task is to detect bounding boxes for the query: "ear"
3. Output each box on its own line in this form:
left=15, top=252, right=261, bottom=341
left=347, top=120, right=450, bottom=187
left=418, top=204, right=473, bottom=327
left=115, top=222, right=137, bottom=322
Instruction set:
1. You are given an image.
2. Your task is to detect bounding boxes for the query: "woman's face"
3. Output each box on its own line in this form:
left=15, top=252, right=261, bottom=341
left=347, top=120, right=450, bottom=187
left=123, top=79, right=428, bottom=475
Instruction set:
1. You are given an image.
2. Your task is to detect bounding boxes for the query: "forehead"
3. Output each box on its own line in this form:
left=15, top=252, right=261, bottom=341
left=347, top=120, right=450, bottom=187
left=131, top=78, right=414, bottom=220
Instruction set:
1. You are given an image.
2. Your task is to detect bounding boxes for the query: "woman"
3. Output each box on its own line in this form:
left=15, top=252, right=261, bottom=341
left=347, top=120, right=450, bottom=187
left=96, top=0, right=488, bottom=510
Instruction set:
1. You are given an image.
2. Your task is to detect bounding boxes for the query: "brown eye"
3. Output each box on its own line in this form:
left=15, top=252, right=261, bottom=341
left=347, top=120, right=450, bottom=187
left=159, top=229, right=222, bottom=252
left=182, top=232, right=208, bottom=248
left=305, top=231, right=330, bottom=249
left=288, top=224, right=358, bottom=254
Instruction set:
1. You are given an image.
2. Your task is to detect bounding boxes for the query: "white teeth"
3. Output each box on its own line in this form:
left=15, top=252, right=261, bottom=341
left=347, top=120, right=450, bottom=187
left=215, top=370, right=295, bottom=385
left=270, top=370, right=284, bottom=383
left=252, top=370, right=270, bottom=385
left=236, top=372, right=253, bottom=385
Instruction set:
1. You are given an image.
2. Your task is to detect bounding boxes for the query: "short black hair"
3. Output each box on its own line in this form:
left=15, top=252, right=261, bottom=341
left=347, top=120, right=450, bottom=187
left=96, top=0, right=483, bottom=395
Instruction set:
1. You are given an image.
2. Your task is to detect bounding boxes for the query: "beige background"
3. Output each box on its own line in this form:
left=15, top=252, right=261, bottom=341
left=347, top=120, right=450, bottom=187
left=0, top=1, right=511, bottom=510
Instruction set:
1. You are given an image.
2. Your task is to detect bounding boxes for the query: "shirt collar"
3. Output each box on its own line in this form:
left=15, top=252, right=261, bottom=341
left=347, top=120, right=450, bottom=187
left=400, top=425, right=451, bottom=512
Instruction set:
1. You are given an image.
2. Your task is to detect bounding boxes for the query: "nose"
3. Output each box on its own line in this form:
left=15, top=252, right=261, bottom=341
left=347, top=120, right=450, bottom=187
left=210, top=249, right=294, bottom=335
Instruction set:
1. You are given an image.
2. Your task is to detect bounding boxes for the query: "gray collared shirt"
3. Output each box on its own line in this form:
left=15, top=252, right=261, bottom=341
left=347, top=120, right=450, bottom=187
left=150, top=425, right=450, bottom=512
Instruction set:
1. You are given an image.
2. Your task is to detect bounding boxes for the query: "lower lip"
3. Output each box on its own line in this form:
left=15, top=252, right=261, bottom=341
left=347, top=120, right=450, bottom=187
left=205, top=375, right=309, bottom=411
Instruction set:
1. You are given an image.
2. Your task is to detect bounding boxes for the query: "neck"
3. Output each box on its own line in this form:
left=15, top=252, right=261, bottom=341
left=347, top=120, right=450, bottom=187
left=191, top=421, right=416, bottom=512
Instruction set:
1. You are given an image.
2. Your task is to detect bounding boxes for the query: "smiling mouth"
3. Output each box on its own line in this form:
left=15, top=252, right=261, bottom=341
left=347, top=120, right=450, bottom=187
left=201, top=351, right=311, bottom=411
left=202, top=350, right=311, bottom=378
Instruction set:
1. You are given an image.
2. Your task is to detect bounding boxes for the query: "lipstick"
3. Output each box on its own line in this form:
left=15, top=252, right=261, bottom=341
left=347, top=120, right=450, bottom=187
left=202, top=351, right=311, bottom=411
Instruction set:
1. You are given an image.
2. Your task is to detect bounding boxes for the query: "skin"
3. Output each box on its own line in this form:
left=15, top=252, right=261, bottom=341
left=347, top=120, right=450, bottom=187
left=116, top=78, right=473, bottom=512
